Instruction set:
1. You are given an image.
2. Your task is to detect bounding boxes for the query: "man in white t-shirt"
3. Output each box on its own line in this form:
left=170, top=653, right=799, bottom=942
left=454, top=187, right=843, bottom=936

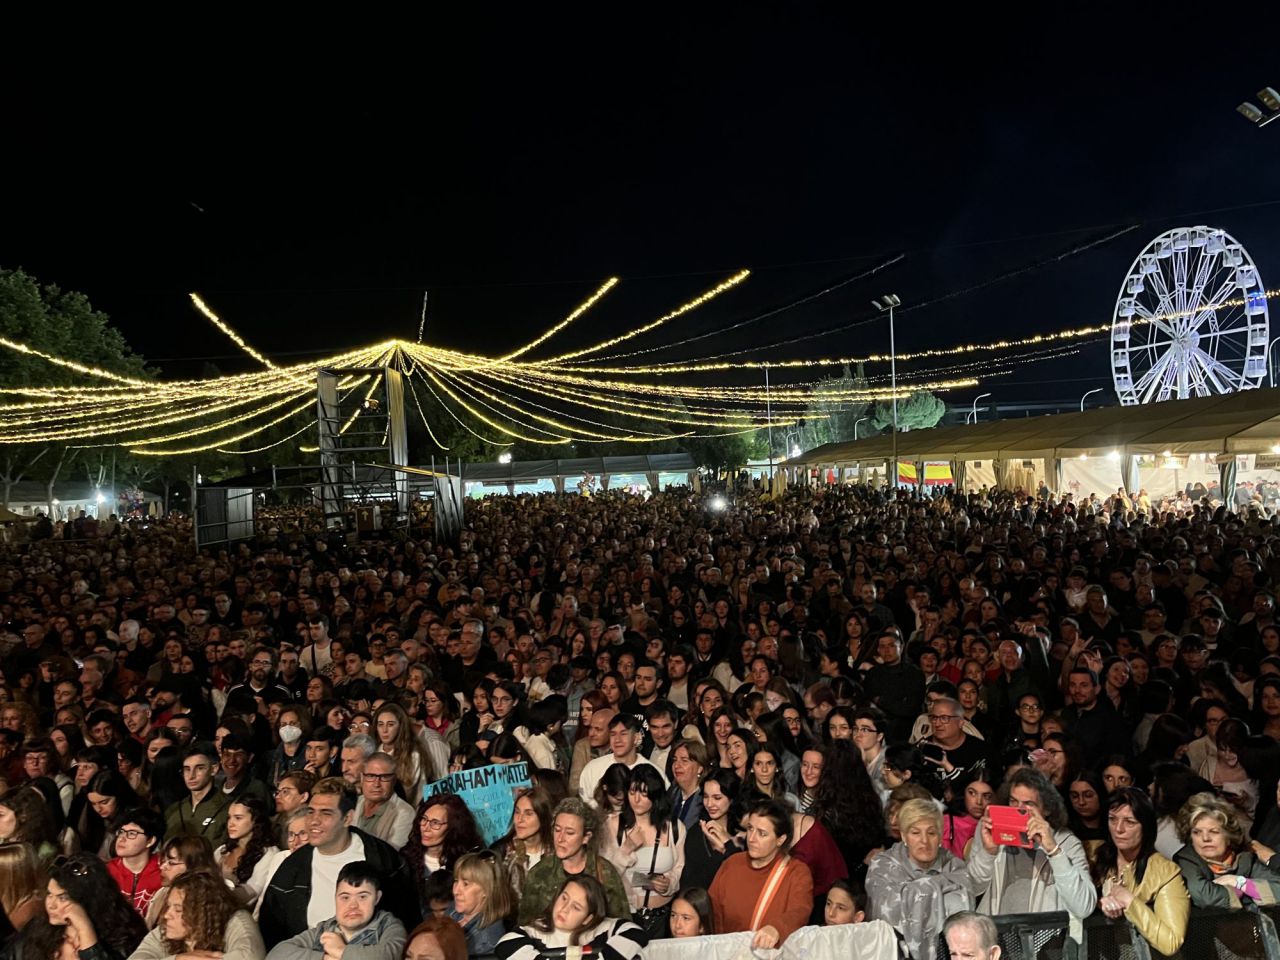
left=300, top=614, right=336, bottom=679
left=258, top=778, right=420, bottom=948
left=578, top=713, right=667, bottom=806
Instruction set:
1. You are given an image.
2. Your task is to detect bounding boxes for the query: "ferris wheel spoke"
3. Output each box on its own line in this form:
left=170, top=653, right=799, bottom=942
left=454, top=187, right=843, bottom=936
left=1192, top=348, right=1246, bottom=393
left=1134, top=303, right=1178, bottom=338
left=1188, top=275, right=1238, bottom=330
left=1197, top=326, right=1252, bottom=339
left=1173, top=251, right=1190, bottom=316
left=1133, top=348, right=1176, bottom=403
left=1186, top=259, right=1216, bottom=319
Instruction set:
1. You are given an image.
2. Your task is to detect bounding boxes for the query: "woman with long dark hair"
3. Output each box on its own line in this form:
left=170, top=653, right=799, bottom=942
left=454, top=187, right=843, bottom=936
left=24, top=853, right=147, bottom=960
left=493, top=788, right=555, bottom=899
left=681, top=772, right=741, bottom=892
left=214, top=796, right=280, bottom=906
left=599, top=765, right=684, bottom=924
left=1092, top=786, right=1189, bottom=956
left=810, top=740, right=884, bottom=874
left=403, top=794, right=483, bottom=907
left=84, top=770, right=141, bottom=860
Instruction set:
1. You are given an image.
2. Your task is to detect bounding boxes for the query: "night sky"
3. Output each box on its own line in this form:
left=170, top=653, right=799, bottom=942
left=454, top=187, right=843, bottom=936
left=3, top=10, right=1276, bottom=409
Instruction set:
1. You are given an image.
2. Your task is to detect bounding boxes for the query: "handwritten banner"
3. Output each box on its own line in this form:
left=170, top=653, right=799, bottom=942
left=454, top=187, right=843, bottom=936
left=423, top=761, right=532, bottom=845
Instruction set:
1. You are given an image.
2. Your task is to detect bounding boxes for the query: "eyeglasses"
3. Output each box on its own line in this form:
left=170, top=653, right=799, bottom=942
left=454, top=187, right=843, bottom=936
left=363, top=772, right=395, bottom=783
left=927, top=714, right=961, bottom=723
left=421, top=817, right=448, bottom=830
left=115, top=827, right=148, bottom=840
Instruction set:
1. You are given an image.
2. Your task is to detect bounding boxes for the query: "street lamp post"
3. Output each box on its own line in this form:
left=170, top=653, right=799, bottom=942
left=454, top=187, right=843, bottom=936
left=1080, top=387, right=1103, bottom=412
left=872, top=295, right=902, bottom=488
left=854, top=416, right=869, bottom=440
left=1269, top=336, right=1280, bottom=388
left=970, top=392, right=992, bottom=425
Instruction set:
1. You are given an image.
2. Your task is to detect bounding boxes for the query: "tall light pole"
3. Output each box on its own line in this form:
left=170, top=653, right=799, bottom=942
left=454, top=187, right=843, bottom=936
left=970, top=392, right=992, bottom=424
left=1269, top=336, right=1280, bottom=388
left=1238, top=86, right=1280, bottom=127
left=1080, top=387, right=1103, bottom=412
left=854, top=416, right=869, bottom=440
left=872, top=295, right=901, bottom=487
left=764, top=365, right=775, bottom=481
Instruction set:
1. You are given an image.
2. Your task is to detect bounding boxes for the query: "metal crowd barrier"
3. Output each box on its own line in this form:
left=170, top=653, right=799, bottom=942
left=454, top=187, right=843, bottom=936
left=937, top=911, right=1074, bottom=960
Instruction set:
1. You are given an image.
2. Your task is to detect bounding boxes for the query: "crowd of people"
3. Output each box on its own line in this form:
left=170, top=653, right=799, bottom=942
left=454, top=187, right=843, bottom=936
left=1, top=481, right=1280, bottom=960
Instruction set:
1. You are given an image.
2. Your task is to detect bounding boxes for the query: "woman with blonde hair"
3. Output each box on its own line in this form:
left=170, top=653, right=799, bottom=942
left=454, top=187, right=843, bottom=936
left=1174, top=791, right=1280, bottom=907
left=128, top=869, right=265, bottom=960
left=866, top=798, right=972, bottom=960
left=375, top=703, right=433, bottom=799
left=0, top=841, right=43, bottom=929
left=449, top=852, right=514, bottom=956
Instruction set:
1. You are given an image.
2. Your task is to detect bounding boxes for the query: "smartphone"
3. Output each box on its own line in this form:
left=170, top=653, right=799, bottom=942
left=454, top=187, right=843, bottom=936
left=988, top=805, right=1033, bottom=848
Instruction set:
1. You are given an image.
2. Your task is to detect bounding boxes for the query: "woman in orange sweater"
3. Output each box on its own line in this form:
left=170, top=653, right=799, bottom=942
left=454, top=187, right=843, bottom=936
left=708, top=799, right=814, bottom=948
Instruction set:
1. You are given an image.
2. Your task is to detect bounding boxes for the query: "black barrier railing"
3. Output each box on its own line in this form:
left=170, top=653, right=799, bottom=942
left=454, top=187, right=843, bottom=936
left=1082, top=915, right=1153, bottom=960
left=937, top=910, right=1075, bottom=960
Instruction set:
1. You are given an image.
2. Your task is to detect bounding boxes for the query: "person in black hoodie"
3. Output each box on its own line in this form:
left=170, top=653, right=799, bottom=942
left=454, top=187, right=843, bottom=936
left=258, top=777, right=420, bottom=948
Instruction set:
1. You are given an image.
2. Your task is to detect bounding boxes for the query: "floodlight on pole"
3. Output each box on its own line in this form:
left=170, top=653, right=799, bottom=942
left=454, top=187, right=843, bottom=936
left=1238, top=86, right=1280, bottom=127
left=1080, top=387, right=1103, bottom=412
left=871, top=295, right=902, bottom=487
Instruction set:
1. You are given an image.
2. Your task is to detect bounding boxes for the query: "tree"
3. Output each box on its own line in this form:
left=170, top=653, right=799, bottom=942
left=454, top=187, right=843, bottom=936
left=869, top=390, right=946, bottom=433
left=0, top=268, right=150, bottom=509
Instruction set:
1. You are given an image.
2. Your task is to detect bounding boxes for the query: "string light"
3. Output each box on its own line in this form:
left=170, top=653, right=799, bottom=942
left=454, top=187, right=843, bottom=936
left=190, top=293, right=282, bottom=371
left=536, top=270, right=751, bottom=363
left=498, top=278, right=619, bottom=361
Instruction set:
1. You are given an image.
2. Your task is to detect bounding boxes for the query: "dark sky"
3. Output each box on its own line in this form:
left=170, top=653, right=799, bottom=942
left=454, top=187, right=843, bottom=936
left=3, top=9, right=1277, bottom=409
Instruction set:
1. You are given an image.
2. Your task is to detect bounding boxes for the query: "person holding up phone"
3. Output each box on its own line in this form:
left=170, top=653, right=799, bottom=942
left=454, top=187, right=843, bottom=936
left=965, top=768, right=1096, bottom=947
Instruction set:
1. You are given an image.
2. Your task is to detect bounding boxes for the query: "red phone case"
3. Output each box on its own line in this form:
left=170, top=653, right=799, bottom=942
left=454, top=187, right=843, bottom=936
left=989, top=805, right=1033, bottom=848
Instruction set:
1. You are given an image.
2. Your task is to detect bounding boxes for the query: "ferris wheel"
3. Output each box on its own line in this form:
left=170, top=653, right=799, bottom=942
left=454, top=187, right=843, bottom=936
left=1111, top=226, right=1269, bottom=405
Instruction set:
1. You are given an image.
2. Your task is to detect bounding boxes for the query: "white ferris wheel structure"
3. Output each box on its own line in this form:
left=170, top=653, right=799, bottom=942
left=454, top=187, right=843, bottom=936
left=1111, top=226, right=1269, bottom=406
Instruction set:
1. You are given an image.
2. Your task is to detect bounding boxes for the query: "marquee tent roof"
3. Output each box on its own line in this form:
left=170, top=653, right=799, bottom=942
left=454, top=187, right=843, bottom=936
left=792, top=387, right=1280, bottom=465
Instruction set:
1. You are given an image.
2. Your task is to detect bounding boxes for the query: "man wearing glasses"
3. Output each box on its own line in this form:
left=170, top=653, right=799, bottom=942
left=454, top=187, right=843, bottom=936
left=922, top=697, right=988, bottom=783
left=354, top=753, right=415, bottom=848
left=105, top=807, right=164, bottom=918
left=259, top=778, right=419, bottom=949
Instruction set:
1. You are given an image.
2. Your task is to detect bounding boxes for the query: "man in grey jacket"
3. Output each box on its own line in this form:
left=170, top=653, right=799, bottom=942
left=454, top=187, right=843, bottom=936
left=267, top=861, right=407, bottom=960
left=966, top=768, right=1097, bottom=946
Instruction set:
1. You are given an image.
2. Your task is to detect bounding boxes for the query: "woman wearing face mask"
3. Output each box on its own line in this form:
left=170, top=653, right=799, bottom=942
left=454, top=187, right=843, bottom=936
left=268, top=708, right=311, bottom=785
left=496, top=876, right=646, bottom=960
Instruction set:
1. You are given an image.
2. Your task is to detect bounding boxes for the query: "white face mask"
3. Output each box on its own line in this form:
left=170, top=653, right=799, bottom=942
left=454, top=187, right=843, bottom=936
left=278, top=724, right=302, bottom=744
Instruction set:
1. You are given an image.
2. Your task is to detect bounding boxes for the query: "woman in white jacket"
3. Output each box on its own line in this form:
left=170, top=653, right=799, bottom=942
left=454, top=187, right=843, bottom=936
left=965, top=768, right=1097, bottom=946
left=128, top=870, right=265, bottom=960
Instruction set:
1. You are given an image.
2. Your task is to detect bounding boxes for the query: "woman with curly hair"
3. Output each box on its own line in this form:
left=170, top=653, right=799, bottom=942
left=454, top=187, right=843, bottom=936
left=1174, top=791, right=1280, bottom=908
left=810, top=739, right=884, bottom=876
left=403, top=794, right=483, bottom=905
left=375, top=703, right=434, bottom=800
left=129, top=869, right=265, bottom=960
left=214, top=796, right=280, bottom=907
left=24, top=853, right=148, bottom=960
left=0, top=785, right=60, bottom=861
